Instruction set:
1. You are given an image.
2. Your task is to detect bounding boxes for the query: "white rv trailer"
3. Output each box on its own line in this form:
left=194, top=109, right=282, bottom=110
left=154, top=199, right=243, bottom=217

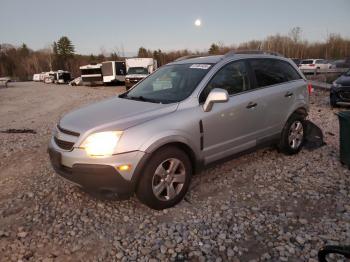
left=101, top=61, right=126, bottom=84
left=39, top=72, right=47, bottom=81
left=55, top=70, right=71, bottom=84
left=125, top=58, right=157, bottom=89
left=33, top=74, right=41, bottom=81
left=43, top=71, right=57, bottom=84
left=80, top=64, right=103, bottom=86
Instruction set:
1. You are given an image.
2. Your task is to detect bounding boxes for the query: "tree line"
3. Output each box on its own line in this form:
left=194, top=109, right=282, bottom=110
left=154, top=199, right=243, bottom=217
left=208, top=28, right=350, bottom=59
left=1, top=28, right=349, bottom=81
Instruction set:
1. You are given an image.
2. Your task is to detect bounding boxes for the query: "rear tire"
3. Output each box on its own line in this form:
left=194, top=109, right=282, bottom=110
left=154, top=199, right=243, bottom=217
left=136, top=146, right=192, bottom=210
left=278, top=114, right=306, bottom=155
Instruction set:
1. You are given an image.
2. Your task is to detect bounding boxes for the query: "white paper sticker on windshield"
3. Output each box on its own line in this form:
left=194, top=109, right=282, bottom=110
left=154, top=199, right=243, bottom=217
left=190, top=64, right=211, bottom=69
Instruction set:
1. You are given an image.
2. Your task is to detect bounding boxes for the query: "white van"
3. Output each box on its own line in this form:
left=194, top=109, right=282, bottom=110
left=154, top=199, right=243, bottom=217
left=125, top=58, right=157, bottom=89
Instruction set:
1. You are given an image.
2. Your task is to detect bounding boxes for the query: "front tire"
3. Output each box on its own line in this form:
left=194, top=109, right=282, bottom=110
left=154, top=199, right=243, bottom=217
left=279, top=114, right=306, bottom=155
left=136, top=146, right=192, bottom=210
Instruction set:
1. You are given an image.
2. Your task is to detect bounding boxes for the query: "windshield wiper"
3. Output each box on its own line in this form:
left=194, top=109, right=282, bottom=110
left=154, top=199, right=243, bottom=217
left=127, top=96, right=160, bottom=103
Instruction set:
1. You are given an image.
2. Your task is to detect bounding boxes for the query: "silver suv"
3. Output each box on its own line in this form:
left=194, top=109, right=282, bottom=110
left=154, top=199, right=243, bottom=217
left=48, top=51, right=310, bottom=210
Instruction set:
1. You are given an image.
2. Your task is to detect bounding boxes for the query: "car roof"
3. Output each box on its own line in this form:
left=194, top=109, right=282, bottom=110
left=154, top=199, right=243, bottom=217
left=170, top=55, right=224, bottom=65
left=170, top=53, right=291, bottom=65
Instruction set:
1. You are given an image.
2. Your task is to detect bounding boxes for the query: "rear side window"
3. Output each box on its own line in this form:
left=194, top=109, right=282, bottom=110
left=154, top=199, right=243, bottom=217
left=249, top=59, right=301, bottom=87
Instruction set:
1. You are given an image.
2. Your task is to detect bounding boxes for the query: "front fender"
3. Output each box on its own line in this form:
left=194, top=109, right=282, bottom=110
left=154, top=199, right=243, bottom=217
left=139, top=130, right=200, bottom=156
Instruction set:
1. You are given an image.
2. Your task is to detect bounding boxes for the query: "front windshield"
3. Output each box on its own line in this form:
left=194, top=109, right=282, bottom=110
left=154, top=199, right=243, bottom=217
left=127, top=67, right=149, bottom=75
left=121, top=63, right=213, bottom=104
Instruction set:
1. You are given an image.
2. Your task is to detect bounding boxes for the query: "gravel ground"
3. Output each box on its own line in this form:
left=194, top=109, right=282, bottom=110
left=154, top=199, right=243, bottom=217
left=0, top=82, right=349, bottom=262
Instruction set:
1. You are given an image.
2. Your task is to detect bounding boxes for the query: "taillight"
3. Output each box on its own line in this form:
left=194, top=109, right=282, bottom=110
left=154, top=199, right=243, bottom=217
left=307, top=83, right=313, bottom=94
left=309, top=64, right=315, bottom=67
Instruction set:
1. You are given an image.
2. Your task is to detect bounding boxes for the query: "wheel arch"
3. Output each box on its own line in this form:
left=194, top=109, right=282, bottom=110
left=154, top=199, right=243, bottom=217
left=293, top=107, right=308, bottom=118
left=281, top=106, right=308, bottom=133
left=131, top=140, right=201, bottom=193
left=285, top=106, right=308, bottom=122
left=146, top=140, right=201, bottom=175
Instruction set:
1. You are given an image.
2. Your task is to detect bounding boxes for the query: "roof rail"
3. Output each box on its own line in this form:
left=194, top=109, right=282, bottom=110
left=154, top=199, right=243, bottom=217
left=224, top=50, right=284, bottom=58
left=174, top=55, right=203, bottom=62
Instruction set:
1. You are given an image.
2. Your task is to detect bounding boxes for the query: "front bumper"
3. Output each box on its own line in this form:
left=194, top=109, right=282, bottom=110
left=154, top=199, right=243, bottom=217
left=125, top=81, right=139, bottom=89
left=48, top=138, right=146, bottom=197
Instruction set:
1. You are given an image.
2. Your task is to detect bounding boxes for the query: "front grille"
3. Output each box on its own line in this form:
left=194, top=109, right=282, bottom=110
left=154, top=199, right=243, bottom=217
left=339, top=91, right=350, bottom=101
left=54, top=137, right=74, bottom=150
left=129, top=78, right=141, bottom=82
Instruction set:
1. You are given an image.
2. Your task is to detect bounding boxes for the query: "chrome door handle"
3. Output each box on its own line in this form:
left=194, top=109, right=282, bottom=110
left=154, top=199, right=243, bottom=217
left=285, top=92, right=293, bottom=98
left=246, top=102, right=257, bottom=109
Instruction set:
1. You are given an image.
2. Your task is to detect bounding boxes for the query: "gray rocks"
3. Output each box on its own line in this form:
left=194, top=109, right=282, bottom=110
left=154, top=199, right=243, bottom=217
left=0, top=85, right=349, bottom=261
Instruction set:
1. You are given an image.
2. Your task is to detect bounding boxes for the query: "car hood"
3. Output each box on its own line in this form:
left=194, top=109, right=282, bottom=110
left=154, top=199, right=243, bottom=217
left=59, top=97, right=178, bottom=134
left=335, top=75, right=350, bottom=86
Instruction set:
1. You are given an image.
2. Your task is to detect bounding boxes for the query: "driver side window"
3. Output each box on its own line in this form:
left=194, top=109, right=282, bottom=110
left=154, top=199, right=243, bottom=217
left=199, top=61, right=250, bottom=103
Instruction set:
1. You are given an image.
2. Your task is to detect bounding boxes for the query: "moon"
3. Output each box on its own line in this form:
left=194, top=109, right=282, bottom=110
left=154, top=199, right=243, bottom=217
left=194, top=19, right=201, bottom=27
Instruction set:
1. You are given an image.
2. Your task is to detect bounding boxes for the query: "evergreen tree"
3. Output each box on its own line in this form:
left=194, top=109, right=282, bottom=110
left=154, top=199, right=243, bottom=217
left=57, top=36, right=75, bottom=57
left=138, top=47, right=149, bottom=58
left=19, top=43, right=30, bottom=57
left=208, top=43, right=220, bottom=55
left=53, top=36, right=75, bottom=70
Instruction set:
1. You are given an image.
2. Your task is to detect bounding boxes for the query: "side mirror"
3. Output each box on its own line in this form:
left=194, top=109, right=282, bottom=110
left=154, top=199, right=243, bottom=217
left=203, top=88, right=229, bottom=112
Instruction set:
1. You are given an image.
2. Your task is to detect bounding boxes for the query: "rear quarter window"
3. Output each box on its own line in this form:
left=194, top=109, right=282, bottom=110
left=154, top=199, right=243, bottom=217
left=249, top=59, right=301, bottom=88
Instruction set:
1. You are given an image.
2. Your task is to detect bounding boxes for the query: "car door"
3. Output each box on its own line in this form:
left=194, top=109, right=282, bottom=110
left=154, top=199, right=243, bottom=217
left=248, top=59, right=304, bottom=136
left=198, top=60, right=268, bottom=164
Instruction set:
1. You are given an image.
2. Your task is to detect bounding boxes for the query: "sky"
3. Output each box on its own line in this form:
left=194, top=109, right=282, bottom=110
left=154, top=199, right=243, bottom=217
left=0, top=0, right=349, bottom=55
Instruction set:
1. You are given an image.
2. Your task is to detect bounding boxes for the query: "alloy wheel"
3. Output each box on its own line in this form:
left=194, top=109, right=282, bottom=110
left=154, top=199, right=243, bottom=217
left=288, top=121, right=304, bottom=149
left=152, top=158, right=186, bottom=201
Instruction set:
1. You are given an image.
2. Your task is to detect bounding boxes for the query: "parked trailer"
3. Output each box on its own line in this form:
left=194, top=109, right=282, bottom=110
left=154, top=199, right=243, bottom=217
left=40, top=72, right=47, bottom=81
left=55, top=70, right=71, bottom=84
left=33, top=74, right=41, bottom=81
left=125, top=58, right=157, bottom=89
left=0, top=77, right=10, bottom=88
left=43, top=71, right=57, bottom=84
left=101, top=61, right=126, bottom=85
left=80, top=64, right=103, bottom=86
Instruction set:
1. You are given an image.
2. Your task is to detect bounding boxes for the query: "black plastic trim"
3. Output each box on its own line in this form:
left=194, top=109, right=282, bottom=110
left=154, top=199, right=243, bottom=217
left=48, top=148, right=135, bottom=198
left=57, top=125, right=80, bottom=137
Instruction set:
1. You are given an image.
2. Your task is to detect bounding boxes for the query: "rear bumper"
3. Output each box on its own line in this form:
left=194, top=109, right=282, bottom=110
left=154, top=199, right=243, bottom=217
left=125, top=81, right=137, bottom=88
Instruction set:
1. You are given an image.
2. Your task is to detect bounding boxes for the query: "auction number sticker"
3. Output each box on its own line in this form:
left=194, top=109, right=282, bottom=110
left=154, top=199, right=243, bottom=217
left=190, top=64, right=211, bottom=69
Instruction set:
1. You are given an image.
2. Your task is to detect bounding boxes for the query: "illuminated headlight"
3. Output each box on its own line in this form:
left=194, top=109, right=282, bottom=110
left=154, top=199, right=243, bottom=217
left=80, top=131, right=122, bottom=156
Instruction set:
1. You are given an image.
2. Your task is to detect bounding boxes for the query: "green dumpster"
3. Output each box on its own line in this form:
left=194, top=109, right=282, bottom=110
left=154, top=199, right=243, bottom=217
left=337, top=111, right=350, bottom=169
